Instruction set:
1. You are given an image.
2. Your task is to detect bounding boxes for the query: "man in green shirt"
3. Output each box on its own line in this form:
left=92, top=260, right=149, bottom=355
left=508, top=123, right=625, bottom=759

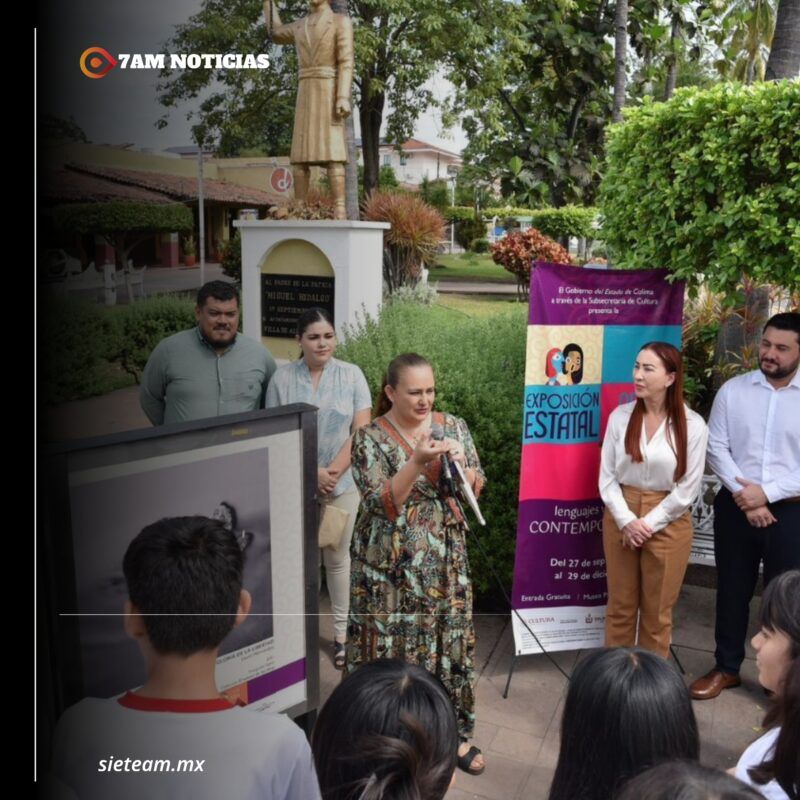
left=140, top=282, right=277, bottom=426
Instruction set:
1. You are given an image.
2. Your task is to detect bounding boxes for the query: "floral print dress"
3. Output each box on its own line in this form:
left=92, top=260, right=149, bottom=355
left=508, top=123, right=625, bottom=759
left=346, top=411, right=485, bottom=739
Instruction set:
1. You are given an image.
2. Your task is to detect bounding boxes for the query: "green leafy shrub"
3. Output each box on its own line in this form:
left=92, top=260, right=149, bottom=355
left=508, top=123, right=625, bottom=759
left=117, top=295, right=196, bottom=382
left=445, top=206, right=599, bottom=239
left=599, top=82, right=800, bottom=295
left=40, top=294, right=196, bottom=403
left=221, top=230, right=242, bottom=283
left=471, top=238, right=490, bottom=253
left=455, top=217, right=488, bottom=249
left=443, top=206, right=478, bottom=222
left=419, top=177, right=451, bottom=211
left=40, top=298, right=125, bottom=404
left=528, top=206, right=598, bottom=241
left=484, top=206, right=599, bottom=237
left=338, top=300, right=528, bottom=605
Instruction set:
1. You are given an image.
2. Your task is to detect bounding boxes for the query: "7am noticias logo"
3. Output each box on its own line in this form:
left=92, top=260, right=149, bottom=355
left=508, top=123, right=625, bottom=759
left=79, top=46, right=270, bottom=79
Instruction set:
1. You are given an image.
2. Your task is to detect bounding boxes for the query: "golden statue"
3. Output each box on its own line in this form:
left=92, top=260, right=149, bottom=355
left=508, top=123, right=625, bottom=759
left=264, top=0, right=354, bottom=220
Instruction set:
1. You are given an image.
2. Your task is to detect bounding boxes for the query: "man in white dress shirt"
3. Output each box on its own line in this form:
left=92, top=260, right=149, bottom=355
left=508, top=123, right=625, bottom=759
left=690, top=312, right=800, bottom=700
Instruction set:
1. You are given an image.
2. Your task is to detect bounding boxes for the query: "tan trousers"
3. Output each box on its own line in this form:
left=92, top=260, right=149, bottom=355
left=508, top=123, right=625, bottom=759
left=603, top=485, right=693, bottom=659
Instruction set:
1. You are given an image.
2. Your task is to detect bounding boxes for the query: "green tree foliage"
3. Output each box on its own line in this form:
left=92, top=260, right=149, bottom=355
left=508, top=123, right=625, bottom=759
left=710, top=0, right=776, bottom=83
left=599, top=81, right=800, bottom=295
left=354, top=0, right=519, bottom=195
left=157, top=0, right=302, bottom=156
left=459, top=0, right=615, bottom=208
left=419, top=177, right=452, bottom=211
left=40, top=113, right=89, bottom=143
left=53, top=203, right=193, bottom=270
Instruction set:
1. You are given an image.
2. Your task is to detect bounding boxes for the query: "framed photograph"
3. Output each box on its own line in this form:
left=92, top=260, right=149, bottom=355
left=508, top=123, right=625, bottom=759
left=40, top=404, right=319, bottom=724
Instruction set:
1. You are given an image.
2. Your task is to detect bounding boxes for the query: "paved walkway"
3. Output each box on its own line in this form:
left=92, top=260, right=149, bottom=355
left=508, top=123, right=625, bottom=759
left=42, top=389, right=769, bottom=799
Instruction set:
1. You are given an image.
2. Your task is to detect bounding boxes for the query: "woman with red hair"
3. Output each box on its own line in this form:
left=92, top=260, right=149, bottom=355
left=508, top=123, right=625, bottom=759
left=599, top=342, right=708, bottom=658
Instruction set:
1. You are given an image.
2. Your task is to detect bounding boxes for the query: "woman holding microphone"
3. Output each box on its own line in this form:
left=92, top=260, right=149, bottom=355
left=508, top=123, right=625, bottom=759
left=266, top=308, right=372, bottom=669
left=346, top=353, right=487, bottom=776
left=599, top=342, right=708, bottom=658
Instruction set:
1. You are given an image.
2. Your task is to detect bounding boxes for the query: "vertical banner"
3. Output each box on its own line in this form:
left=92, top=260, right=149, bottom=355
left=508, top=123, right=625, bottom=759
left=511, top=262, right=684, bottom=654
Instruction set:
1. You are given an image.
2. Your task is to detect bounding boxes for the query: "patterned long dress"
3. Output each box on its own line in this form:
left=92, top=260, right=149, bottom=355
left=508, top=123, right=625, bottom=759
left=346, top=411, right=486, bottom=740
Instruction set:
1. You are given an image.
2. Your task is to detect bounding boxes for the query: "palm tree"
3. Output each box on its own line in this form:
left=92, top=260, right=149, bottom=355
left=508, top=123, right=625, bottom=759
left=715, top=0, right=776, bottom=83
left=765, top=0, right=800, bottom=78
left=613, top=0, right=629, bottom=122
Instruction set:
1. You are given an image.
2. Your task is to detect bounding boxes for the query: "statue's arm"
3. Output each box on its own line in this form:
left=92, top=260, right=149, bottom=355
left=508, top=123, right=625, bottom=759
left=264, top=0, right=295, bottom=44
left=334, top=15, right=354, bottom=117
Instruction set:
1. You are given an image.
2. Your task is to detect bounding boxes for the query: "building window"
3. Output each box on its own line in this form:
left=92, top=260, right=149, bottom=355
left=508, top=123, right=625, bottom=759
left=400, top=154, right=408, bottom=166
left=383, top=154, right=391, bottom=166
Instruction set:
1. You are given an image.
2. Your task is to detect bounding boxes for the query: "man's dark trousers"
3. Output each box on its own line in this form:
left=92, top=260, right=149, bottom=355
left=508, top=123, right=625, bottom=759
left=713, top=487, right=800, bottom=675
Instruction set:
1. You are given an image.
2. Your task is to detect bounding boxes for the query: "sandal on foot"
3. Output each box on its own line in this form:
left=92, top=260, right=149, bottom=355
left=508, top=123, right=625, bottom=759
left=457, top=745, right=485, bottom=776
left=333, top=641, right=346, bottom=670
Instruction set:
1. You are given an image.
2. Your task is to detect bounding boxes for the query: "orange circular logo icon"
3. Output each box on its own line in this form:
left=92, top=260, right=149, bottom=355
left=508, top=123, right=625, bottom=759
left=80, top=47, right=118, bottom=79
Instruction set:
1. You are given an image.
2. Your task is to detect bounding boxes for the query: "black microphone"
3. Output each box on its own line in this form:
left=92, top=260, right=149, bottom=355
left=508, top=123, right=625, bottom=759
left=430, top=423, right=458, bottom=496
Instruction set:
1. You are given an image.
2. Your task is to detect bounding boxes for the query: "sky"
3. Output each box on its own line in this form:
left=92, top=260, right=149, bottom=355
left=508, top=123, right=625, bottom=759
left=38, top=0, right=467, bottom=155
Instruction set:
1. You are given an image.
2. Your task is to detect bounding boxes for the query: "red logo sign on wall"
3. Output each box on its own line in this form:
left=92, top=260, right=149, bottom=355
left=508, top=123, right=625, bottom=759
left=271, top=167, right=293, bottom=193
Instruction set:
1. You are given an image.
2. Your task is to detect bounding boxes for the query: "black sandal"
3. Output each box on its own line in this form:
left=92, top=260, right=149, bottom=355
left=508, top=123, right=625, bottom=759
left=333, top=641, right=346, bottom=670
left=457, top=744, right=485, bottom=775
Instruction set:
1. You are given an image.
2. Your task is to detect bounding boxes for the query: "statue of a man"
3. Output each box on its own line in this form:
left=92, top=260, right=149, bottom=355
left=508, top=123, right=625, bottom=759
left=264, top=0, right=354, bottom=220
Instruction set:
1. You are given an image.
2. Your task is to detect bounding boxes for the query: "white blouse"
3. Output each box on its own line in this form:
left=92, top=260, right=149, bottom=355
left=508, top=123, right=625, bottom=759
left=599, top=401, right=709, bottom=532
left=735, top=727, right=789, bottom=800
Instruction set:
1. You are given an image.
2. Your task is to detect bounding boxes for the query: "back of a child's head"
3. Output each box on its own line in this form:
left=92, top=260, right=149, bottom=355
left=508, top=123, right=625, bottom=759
left=122, top=515, right=243, bottom=655
left=311, top=659, right=458, bottom=800
left=615, top=761, right=762, bottom=800
left=548, top=647, right=699, bottom=800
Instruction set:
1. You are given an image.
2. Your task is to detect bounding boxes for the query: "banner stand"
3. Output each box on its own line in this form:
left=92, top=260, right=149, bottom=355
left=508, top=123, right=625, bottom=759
left=506, top=262, right=687, bottom=689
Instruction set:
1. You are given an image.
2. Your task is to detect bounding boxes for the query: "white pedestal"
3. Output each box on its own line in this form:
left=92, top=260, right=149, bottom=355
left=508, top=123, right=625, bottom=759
left=235, top=220, right=389, bottom=347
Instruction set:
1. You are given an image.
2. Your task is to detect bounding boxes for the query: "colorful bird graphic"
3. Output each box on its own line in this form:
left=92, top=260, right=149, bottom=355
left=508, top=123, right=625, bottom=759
left=545, top=348, right=565, bottom=385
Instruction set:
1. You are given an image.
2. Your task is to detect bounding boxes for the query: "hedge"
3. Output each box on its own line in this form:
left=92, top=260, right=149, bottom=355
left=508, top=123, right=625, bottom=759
left=40, top=294, right=196, bottom=404
left=443, top=205, right=599, bottom=240
left=599, top=81, right=800, bottom=295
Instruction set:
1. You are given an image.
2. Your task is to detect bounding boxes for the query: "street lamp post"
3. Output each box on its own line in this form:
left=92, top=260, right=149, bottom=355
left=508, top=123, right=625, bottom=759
left=448, top=177, right=456, bottom=253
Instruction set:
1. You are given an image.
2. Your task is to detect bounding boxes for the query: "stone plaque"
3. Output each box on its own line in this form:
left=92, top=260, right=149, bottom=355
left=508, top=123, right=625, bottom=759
left=261, top=274, right=335, bottom=337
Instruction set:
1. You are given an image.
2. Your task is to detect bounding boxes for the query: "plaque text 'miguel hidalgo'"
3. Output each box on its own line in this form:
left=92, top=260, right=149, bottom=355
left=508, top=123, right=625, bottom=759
left=261, top=274, right=335, bottom=337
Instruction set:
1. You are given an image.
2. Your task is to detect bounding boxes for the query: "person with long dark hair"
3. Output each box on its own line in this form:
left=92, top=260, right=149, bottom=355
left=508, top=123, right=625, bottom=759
left=548, top=647, right=699, bottom=800
left=311, top=659, right=459, bottom=800
left=615, top=761, right=762, bottom=800
left=562, top=342, right=584, bottom=385
left=735, top=569, right=799, bottom=800
left=346, top=353, right=486, bottom=775
left=599, top=341, right=708, bottom=657
left=266, top=307, right=372, bottom=669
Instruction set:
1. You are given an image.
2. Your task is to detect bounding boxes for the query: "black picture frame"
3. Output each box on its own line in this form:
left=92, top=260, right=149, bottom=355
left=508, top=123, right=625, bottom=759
left=38, top=404, right=319, bottom=751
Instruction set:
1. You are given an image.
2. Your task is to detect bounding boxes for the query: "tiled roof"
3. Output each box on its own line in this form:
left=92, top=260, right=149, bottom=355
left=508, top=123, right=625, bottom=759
left=66, top=163, right=281, bottom=205
left=42, top=169, right=174, bottom=204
